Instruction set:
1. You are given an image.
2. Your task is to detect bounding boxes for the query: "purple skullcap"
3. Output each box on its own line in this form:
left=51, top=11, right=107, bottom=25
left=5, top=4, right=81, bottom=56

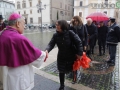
left=8, top=13, right=22, bottom=21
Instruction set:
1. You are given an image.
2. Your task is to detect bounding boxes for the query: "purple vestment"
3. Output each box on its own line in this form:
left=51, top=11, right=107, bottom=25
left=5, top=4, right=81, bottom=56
left=0, top=26, right=42, bottom=67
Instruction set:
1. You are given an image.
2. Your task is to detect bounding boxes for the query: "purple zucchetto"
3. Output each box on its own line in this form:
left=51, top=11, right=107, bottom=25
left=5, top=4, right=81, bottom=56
left=8, top=13, right=22, bottom=20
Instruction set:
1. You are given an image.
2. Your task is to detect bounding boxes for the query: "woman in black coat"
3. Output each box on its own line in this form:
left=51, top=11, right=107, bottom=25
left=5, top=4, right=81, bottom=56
left=69, top=16, right=88, bottom=83
left=70, top=16, right=88, bottom=52
left=45, top=20, right=83, bottom=90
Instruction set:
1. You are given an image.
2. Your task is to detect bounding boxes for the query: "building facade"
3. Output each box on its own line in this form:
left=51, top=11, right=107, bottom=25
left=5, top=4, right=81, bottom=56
left=114, top=9, right=120, bottom=26
left=0, top=0, right=15, bottom=20
left=15, top=0, right=50, bottom=25
left=15, top=0, right=74, bottom=25
left=74, top=0, right=116, bottom=24
left=51, top=0, right=74, bottom=24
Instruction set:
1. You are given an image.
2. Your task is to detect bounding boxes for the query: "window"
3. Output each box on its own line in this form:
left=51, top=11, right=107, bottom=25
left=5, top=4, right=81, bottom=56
left=65, top=5, right=67, bottom=10
left=103, top=11, right=107, bottom=15
left=24, top=10, right=26, bottom=14
left=22, top=1, right=26, bottom=8
left=38, top=17, right=41, bottom=24
left=30, top=2, right=32, bottom=7
left=65, top=12, right=67, bottom=15
left=68, top=13, right=70, bottom=16
left=5, top=4, right=7, bottom=7
left=60, top=2, right=62, bottom=8
left=17, top=1, right=21, bottom=9
left=30, top=10, right=32, bottom=14
left=80, top=1, right=83, bottom=6
left=68, top=6, right=70, bottom=10
left=79, top=12, right=82, bottom=17
left=60, top=11, right=64, bottom=16
left=25, top=18, right=27, bottom=24
left=30, top=18, right=33, bottom=23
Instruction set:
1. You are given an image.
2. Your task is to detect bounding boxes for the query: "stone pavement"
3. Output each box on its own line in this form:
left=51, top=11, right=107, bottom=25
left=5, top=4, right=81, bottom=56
left=32, top=74, right=75, bottom=90
left=33, top=44, right=120, bottom=90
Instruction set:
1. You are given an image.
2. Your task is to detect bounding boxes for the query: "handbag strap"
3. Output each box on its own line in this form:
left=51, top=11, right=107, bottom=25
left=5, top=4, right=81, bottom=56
left=69, top=30, right=74, bottom=42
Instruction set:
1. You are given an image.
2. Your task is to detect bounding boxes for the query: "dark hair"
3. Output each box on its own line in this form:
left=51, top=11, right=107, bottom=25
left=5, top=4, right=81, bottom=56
left=57, top=20, right=69, bottom=31
left=73, top=16, right=83, bottom=26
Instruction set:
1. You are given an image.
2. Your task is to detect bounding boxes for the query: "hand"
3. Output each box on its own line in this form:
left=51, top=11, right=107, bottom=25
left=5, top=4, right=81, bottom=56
left=45, top=50, right=48, bottom=58
left=84, top=46, right=87, bottom=50
left=76, top=55, right=82, bottom=60
left=44, top=50, right=48, bottom=62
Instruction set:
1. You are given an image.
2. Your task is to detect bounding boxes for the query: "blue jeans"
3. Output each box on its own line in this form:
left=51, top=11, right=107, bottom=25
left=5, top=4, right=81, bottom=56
left=109, top=45, right=117, bottom=63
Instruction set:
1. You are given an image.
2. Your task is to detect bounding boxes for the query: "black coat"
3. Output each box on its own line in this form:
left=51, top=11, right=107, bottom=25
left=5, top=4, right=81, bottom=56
left=46, top=30, right=83, bottom=73
left=85, top=24, right=97, bottom=47
left=0, top=22, right=6, bottom=31
left=107, top=23, right=120, bottom=45
left=98, top=25, right=108, bottom=45
left=70, top=24, right=88, bottom=47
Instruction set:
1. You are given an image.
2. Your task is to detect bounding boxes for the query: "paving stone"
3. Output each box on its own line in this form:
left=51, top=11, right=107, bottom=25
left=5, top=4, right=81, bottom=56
left=32, top=74, right=75, bottom=90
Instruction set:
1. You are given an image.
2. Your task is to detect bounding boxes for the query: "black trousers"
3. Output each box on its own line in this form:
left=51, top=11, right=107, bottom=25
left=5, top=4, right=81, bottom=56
left=73, top=71, right=77, bottom=82
left=90, top=45, right=94, bottom=54
left=98, top=41, right=106, bottom=54
left=108, top=45, right=117, bottom=64
left=59, top=73, right=65, bottom=87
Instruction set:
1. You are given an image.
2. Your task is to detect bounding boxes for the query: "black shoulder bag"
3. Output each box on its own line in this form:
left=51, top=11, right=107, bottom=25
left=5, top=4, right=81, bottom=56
left=69, top=30, right=77, bottom=54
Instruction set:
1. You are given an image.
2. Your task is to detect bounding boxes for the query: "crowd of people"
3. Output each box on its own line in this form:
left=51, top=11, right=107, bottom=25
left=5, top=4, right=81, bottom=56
left=0, top=13, right=120, bottom=90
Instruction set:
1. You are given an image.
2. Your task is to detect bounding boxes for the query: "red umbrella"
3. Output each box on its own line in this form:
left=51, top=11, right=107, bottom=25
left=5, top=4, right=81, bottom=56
left=86, top=12, right=109, bottom=21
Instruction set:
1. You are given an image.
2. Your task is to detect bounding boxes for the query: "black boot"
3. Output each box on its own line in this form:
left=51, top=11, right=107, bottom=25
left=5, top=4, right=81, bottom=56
left=103, top=45, right=105, bottom=55
left=59, top=86, right=64, bottom=90
left=98, top=52, right=102, bottom=56
left=92, top=50, right=94, bottom=54
left=72, top=71, right=77, bottom=84
left=59, top=73, right=65, bottom=90
left=103, top=49, right=105, bottom=55
left=103, top=52, right=105, bottom=55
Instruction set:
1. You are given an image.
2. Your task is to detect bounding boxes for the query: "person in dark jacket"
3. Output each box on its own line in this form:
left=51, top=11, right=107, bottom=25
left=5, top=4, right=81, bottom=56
left=70, top=16, right=88, bottom=52
left=0, top=15, right=6, bottom=31
left=85, top=18, right=97, bottom=55
left=69, top=16, right=88, bottom=84
left=45, top=20, right=83, bottom=90
left=92, top=21, right=99, bottom=47
left=98, top=21, right=108, bottom=56
left=107, top=18, right=120, bottom=66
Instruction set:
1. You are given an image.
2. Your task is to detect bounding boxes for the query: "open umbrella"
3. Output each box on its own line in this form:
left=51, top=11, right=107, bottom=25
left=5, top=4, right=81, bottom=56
left=86, top=12, right=109, bottom=21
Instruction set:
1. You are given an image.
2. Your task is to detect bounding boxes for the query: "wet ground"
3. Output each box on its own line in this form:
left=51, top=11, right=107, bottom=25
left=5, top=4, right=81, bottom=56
left=32, top=74, right=75, bottom=90
left=24, top=28, right=56, bottom=50
left=41, top=46, right=120, bottom=90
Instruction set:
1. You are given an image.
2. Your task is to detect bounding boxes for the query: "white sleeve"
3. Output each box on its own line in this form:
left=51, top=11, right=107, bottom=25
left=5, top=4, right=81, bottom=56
left=31, top=51, right=46, bottom=68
